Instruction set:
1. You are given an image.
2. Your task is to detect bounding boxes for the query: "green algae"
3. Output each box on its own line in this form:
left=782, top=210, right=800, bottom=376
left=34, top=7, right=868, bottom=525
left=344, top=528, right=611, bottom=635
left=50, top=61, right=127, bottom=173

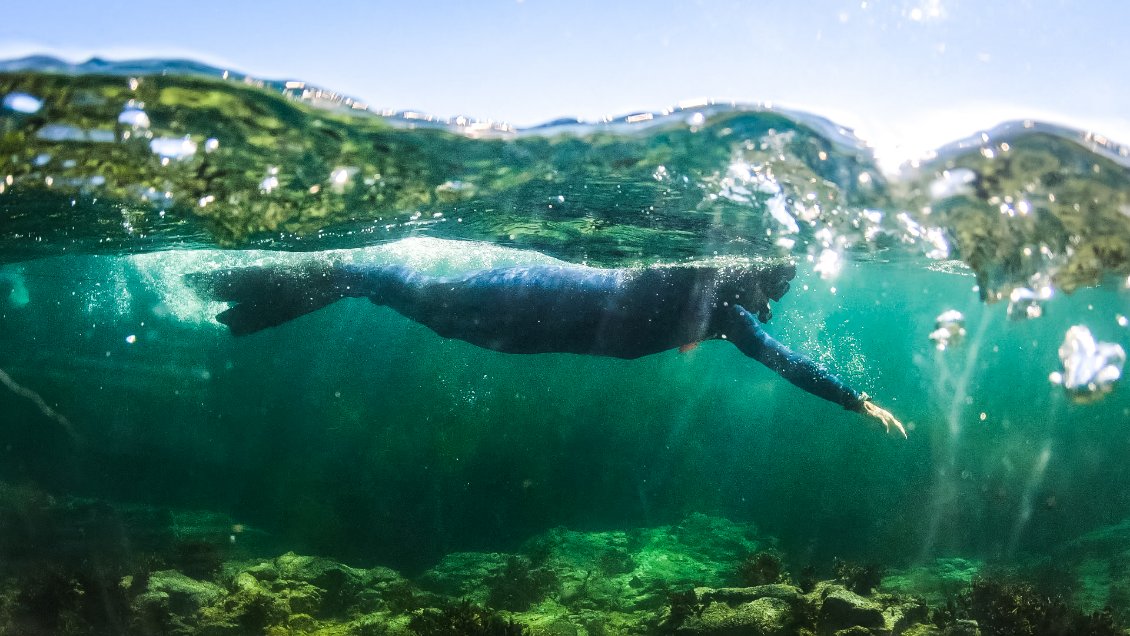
left=880, top=558, right=983, bottom=606
left=2, top=498, right=1128, bottom=635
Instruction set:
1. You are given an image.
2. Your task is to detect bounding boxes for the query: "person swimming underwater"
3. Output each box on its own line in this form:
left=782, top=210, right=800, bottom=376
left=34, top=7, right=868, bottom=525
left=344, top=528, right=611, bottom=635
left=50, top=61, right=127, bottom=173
left=187, top=259, right=906, bottom=437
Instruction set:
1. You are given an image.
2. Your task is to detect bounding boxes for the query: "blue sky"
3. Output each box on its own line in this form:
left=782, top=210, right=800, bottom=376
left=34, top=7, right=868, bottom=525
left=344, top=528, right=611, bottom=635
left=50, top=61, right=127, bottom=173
left=2, top=1, right=1127, bottom=165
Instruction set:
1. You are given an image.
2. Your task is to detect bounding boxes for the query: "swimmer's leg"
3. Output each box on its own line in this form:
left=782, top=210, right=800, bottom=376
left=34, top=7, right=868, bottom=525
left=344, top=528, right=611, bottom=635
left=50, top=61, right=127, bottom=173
left=725, top=305, right=906, bottom=437
left=186, top=263, right=353, bottom=336
left=186, top=262, right=428, bottom=336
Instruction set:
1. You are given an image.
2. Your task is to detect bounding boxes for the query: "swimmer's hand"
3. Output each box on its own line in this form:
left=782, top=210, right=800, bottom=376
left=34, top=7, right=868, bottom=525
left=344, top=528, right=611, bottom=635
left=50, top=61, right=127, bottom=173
left=858, top=397, right=907, bottom=438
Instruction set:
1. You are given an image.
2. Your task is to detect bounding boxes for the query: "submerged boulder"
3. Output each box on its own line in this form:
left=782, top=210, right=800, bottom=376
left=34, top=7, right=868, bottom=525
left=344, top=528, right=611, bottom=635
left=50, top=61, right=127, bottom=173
left=418, top=551, right=513, bottom=605
left=692, top=596, right=793, bottom=635
left=526, top=513, right=764, bottom=612
left=663, top=585, right=804, bottom=635
left=881, top=598, right=929, bottom=634
left=131, top=570, right=226, bottom=634
left=140, top=569, right=225, bottom=614
left=198, top=571, right=290, bottom=634
left=880, top=558, right=982, bottom=606
left=815, top=584, right=885, bottom=633
left=129, top=555, right=421, bottom=635
left=274, top=552, right=367, bottom=616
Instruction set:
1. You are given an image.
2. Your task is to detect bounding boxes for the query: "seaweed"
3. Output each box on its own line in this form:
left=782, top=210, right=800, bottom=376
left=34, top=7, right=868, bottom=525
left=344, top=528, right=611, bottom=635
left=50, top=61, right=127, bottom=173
left=665, top=588, right=703, bottom=626
left=736, top=550, right=789, bottom=587
left=485, top=556, right=557, bottom=612
left=929, top=594, right=970, bottom=628
left=409, top=599, right=526, bottom=636
left=233, top=591, right=282, bottom=633
left=967, top=576, right=1122, bottom=636
left=796, top=564, right=819, bottom=594
left=833, top=558, right=885, bottom=596
left=8, top=564, right=132, bottom=636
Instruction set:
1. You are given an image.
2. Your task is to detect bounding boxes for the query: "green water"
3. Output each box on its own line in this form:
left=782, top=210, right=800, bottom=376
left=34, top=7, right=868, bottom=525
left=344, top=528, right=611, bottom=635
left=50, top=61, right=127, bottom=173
left=1, top=58, right=1129, bottom=634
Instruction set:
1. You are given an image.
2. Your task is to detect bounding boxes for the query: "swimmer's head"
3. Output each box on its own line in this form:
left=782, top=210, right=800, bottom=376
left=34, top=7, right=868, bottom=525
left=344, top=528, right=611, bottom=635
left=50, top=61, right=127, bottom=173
left=714, top=261, right=796, bottom=322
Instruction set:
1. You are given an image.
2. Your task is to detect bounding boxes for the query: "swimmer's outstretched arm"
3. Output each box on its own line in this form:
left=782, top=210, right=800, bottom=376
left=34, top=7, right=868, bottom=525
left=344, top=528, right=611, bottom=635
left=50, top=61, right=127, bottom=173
left=725, top=305, right=907, bottom=437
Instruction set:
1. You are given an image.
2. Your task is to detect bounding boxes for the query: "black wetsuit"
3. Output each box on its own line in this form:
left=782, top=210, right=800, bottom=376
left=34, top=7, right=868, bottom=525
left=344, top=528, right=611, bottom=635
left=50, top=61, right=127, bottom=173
left=189, top=261, right=866, bottom=413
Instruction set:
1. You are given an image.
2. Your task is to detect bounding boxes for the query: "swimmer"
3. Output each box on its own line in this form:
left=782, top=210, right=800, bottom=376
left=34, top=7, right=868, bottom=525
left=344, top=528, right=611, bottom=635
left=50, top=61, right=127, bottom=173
left=188, top=260, right=906, bottom=437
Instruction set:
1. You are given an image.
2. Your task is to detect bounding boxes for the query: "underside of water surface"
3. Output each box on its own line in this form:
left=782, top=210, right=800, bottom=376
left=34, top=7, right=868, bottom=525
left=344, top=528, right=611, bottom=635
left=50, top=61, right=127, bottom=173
left=0, top=57, right=1129, bottom=635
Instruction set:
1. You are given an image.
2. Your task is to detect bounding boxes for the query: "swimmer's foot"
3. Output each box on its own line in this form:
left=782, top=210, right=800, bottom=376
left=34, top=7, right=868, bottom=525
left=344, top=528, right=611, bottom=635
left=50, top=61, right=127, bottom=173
left=859, top=399, right=907, bottom=438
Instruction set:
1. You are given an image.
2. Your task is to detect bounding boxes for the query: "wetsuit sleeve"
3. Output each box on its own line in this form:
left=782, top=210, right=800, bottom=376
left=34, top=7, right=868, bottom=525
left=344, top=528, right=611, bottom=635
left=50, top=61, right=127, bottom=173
left=726, top=305, right=865, bottom=411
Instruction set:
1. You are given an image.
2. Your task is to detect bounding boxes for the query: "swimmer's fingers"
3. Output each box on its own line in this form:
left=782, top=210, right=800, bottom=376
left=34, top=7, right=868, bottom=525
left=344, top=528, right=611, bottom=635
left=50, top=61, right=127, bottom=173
left=860, top=400, right=908, bottom=439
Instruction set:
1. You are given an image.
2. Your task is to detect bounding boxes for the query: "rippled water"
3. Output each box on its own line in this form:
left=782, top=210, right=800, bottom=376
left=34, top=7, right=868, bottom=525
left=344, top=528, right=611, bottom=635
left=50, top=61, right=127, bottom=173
left=1, top=57, right=1129, bottom=634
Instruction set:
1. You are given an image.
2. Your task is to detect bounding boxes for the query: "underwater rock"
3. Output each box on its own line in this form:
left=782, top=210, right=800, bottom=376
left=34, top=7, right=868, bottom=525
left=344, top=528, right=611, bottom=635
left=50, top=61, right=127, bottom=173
left=194, top=570, right=291, bottom=635
left=815, top=583, right=885, bottom=633
left=279, top=581, right=321, bottom=616
left=965, top=575, right=1123, bottom=636
left=832, top=559, right=886, bottom=596
left=409, top=515, right=771, bottom=633
left=131, top=570, right=230, bottom=635
left=422, top=552, right=557, bottom=613
left=129, top=552, right=423, bottom=635
left=136, top=569, right=224, bottom=616
left=692, top=596, right=793, bottom=635
left=486, top=556, right=559, bottom=612
left=900, top=621, right=981, bottom=636
left=409, top=599, right=527, bottom=636
left=664, top=585, right=801, bottom=635
left=880, top=598, right=929, bottom=634
left=900, top=625, right=943, bottom=636
left=275, top=551, right=365, bottom=584
left=360, top=567, right=422, bottom=615
left=735, top=551, right=790, bottom=587
left=545, top=514, right=761, bottom=611
left=4, top=504, right=1124, bottom=635
left=669, top=513, right=764, bottom=563
left=1058, top=513, right=1130, bottom=610
left=274, top=551, right=368, bottom=616
left=242, top=560, right=280, bottom=582
left=286, top=612, right=317, bottom=632
left=3, top=513, right=1120, bottom=635
left=880, top=558, right=983, bottom=606
left=418, top=551, right=513, bottom=605
left=698, top=584, right=804, bottom=607
left=417, top=513, right=764, bottom=618
left=944, top=620, right=981, bottom=636
left=662, top=582, right=935, bottom=635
